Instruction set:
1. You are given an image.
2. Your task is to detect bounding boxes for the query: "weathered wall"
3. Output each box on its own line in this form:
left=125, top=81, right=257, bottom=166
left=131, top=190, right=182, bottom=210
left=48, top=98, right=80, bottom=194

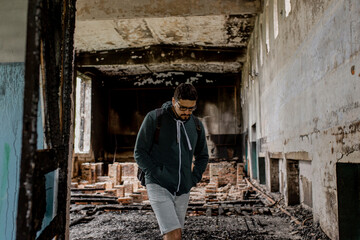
left=241, top=0, right=360, bottom=239
left=0, top=63, right=24, bottom=240
left=0, top=0, right=28, bottom=239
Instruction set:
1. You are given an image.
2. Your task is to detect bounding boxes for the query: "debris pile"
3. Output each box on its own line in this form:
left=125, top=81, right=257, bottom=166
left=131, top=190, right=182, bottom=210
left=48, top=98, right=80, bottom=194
left=70, top=161, right=330, bottom=239
left=71, top=162, right=149, bottom=205
left=70, top=161, right=247, bottom=206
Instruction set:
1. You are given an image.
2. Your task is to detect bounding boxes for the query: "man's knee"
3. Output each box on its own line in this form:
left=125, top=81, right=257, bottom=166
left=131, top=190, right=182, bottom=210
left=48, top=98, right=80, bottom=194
left=163, top=228, right=181, bottom=240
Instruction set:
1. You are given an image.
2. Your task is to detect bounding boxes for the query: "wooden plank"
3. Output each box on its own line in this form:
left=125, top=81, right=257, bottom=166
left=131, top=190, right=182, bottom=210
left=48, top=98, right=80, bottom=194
left=36, top=149, right=58, bottom=174
left=71, top=188, right=105, bottom=192
left=16, top=0, right=42, bottom=239
left=71, top=198, right=119, bottom=204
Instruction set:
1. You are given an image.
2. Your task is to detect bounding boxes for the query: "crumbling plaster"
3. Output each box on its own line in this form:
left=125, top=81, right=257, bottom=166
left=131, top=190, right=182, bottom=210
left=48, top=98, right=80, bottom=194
left=75, top=15, right=255, bottom=52
left=241, top=0, right=360, bottom=239
left=75, top=0, right=261, bottom=21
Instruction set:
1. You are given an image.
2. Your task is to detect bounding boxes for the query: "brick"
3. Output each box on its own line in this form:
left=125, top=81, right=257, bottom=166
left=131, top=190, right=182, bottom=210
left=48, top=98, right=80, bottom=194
left=79, top=180, right=89, bottom=188
left=209, top=162, right=237, bottom=186
left=129, top=193, right=143, bottom=203
left=81, top=163, right=92, bottom=182
left=95, top=182, right=106, bottom=189
left=117, top=197, right=133, bottom=205
left=108, top=163, right=122, bottom=185
left=120, top=163, right=137, bottom=177
left=90, top=163, right=97, bottom=183
left=114, top=185, right=125, bottom=197
left=137, top=189, right=148, bottom=200
left=97, top=176, right=110, bottom=182
left=105, top=181, right=114, bottom=190
left=123, top=183, right=133, bottom=194
left=105, top=189, right=117, bottom=196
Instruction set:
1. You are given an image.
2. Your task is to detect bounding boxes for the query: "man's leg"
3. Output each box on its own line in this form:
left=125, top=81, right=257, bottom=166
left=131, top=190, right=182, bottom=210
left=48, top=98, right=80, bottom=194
left=163, top=228, right=181, bottom=240
left=174, top=192, right=190, bottom=228
left=146, top=184, right=182, bottom=237
left=163, top=192, right=190, bottom=240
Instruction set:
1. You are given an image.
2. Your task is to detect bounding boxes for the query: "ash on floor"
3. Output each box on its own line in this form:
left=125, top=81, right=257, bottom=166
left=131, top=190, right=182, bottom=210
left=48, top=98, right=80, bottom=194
left=70, top=207, right=329, bottom=240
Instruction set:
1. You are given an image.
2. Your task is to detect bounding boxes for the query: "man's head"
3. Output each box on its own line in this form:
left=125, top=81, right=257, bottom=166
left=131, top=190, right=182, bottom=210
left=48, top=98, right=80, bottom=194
left=172, top=83, right=198, bottom=120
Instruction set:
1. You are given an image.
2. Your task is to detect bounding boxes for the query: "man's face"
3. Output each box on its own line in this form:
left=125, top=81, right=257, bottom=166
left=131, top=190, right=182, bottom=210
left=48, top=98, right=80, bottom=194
left=172, top=97, right=197, bottom=120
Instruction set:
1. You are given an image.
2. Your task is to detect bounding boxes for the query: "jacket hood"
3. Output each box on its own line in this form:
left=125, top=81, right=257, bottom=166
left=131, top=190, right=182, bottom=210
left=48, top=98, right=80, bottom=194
left=161, top=101, right=173, bottom=111
left=162, top=101, right=178, bottom=119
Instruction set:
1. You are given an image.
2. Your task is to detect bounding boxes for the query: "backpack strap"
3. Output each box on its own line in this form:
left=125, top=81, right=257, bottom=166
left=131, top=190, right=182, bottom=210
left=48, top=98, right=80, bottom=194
left=193, top=115, right=201, bottom=133
left=154, top=110, right=201, bottom=145
left=154, top=108, right=163, bottom=144
left=193, top=115, right=202, bottom=149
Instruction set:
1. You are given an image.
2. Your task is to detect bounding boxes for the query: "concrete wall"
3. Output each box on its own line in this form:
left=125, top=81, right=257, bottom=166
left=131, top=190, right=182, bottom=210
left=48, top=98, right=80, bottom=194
left=0, top=0, right=28, bottom=63
left=0, top=1, right=28, bottom=239
left=241, top=0, right=360, bottom=239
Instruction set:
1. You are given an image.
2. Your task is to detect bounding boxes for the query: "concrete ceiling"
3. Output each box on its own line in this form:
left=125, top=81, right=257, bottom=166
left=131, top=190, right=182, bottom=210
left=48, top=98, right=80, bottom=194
left=74, top=0, right=262, bottom=76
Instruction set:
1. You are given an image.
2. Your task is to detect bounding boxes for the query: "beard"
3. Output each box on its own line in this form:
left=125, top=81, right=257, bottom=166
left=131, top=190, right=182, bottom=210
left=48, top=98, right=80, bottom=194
left=181, top=114, right=190, bottom=120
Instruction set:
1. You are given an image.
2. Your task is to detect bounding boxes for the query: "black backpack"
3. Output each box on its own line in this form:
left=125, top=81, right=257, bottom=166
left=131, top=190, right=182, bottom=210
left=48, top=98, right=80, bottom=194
left=137, top=108, right=202, bottom=186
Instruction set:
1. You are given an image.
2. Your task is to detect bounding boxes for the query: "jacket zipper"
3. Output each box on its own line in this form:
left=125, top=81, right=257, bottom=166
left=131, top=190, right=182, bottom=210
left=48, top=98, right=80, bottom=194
left=176, top=134, right=181, bottom=194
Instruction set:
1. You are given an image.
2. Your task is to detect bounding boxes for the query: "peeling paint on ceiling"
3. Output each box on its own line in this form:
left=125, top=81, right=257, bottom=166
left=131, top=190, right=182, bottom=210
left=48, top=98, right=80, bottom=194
left=74, top=0, right=261, bottom=76
left=75, top=15, right=255, bottom=52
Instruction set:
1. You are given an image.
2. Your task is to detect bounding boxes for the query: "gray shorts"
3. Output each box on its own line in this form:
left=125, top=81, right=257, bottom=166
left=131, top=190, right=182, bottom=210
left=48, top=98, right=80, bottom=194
left=146, top=183, right=190, bottom=235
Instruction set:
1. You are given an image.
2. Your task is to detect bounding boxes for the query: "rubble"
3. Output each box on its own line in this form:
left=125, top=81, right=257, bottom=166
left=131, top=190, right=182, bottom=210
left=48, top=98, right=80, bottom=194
left=70, top=161, right=330, bottom=239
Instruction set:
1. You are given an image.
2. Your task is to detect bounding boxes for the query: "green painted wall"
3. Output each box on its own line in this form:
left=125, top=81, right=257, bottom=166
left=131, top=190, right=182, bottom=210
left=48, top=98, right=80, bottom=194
left=0, top=63, right=25, bottom=240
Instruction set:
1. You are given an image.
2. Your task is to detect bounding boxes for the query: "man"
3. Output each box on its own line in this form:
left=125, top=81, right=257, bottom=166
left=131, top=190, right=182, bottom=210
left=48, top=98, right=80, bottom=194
left=134, top=83, right=209, bottom=240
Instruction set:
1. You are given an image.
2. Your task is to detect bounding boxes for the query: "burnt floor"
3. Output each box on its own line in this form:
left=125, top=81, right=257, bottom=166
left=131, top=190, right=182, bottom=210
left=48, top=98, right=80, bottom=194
left=69, top=203, right=329, bottom=240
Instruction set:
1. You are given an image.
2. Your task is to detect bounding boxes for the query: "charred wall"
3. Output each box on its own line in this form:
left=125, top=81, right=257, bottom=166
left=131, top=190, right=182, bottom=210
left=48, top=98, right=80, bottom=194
left=91, top=76, right=108, bottom=162
left=85, top=71, right=243, bottom=163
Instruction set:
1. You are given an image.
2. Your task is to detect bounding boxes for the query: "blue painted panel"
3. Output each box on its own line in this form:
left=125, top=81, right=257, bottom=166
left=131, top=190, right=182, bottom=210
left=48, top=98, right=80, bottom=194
left=0, top=63, right=25, bottom=240
left=251, top=142, right=258, bottom=179
left=36, top=169, right=58, bottom=238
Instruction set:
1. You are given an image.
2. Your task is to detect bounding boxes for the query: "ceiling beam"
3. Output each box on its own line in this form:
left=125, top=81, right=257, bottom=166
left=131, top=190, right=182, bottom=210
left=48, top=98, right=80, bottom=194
left=76, top=0, right=262, bottom=20
left=76, top=45, right=247, bottom=67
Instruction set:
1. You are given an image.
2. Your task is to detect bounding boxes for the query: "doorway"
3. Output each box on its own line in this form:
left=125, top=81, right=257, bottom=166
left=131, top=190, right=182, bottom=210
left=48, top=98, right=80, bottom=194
left=286, top=160, right=300, bottom=205
left=258, top=157, right=266, bottom=184
left=270, top=158, right=279, bottom=192
left=336, top=163, right=360, bottom=240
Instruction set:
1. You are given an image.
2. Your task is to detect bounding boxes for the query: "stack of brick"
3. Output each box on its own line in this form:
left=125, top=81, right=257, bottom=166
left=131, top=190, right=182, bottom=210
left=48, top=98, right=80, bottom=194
left=205, top=182, right=218, bottom=202
left=209, top=162, right=237, bottom=187
left=81, top=163, right=92, bottom=183
left=80, top=163, right=99, bottom=184
left=117, top=197, right=133, bottom=205
left=120, top=163, right=140, bottom=192
left=236, top=163, right=245, bottom=184
left=189, top=187, right=205, bottom=202
left=108, top=163, right=122, bottom=185
left=137, top=188, right=148, bottom=201
left=114, top=185, right=125, bottom=197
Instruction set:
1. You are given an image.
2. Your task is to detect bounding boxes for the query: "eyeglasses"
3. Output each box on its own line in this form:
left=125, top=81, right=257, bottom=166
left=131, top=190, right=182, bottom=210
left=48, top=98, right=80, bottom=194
left=175, top=101, right=197, bottom=112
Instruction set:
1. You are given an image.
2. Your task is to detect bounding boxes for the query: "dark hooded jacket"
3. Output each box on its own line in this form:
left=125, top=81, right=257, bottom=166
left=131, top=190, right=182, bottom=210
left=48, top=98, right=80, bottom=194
left=134, top=101, right=209, bottom=195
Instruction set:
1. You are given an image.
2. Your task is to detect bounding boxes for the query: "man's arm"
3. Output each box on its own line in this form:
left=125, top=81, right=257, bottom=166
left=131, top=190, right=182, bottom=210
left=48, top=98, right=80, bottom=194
left=192, top=121, right=209, bottom=185
left=134, top=112, right=158, bottom=174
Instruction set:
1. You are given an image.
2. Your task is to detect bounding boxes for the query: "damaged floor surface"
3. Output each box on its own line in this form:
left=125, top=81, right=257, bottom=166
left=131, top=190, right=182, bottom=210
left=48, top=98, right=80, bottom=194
left=70, top=189, right=329, bottom=240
